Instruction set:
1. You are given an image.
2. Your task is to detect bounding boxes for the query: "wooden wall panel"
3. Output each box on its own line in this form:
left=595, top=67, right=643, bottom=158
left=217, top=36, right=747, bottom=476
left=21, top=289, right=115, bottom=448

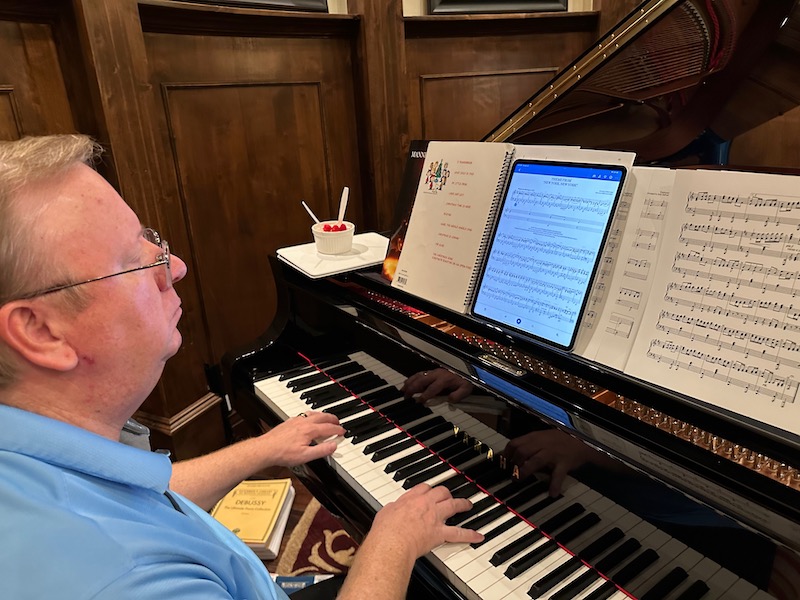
left=418, top=68, right=557, bottom=141
left=144, top=27, right=361, bottom=364
left=0, top=19, right=75, bottom=137
left=164, top=82, right=331, bottom=357
left=0, top=89, right=22, bottom=138
left=404, top=15, right=599, bottom=142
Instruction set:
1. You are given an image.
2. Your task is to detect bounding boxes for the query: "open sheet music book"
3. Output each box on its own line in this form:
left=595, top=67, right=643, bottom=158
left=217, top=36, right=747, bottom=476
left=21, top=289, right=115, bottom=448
left=389, top=141, right=635, bottom=315
left=579, top=167, right=800, bottom=438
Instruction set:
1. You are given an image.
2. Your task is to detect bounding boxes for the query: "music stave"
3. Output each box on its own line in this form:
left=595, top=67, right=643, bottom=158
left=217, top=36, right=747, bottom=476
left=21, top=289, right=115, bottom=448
left=655, top=310, right=800, bottom=370
left=646, top=339, right=799, bottom=407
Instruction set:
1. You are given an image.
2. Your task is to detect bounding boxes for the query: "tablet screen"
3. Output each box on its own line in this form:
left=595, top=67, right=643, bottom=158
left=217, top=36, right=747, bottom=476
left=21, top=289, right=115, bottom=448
left=471, top=159, right=626, bottom=350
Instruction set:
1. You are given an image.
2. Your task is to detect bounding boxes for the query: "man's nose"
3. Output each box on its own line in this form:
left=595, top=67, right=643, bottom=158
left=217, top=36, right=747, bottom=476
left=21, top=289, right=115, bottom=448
left=171, top=253, right=188, bottom=284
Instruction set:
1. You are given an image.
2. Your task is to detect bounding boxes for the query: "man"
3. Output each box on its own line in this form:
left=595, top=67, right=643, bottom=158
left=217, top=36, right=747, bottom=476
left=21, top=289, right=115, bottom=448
left=0, top=135, right=482, bottom=600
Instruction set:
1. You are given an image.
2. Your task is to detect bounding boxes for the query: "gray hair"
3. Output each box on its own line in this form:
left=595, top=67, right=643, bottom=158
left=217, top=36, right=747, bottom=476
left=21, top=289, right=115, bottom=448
left=0, top=134, right=104, bottom=387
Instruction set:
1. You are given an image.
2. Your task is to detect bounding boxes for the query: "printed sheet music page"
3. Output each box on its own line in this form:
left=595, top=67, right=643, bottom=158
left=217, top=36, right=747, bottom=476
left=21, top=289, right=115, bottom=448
left=576, top=166, right=676, bottom=368
left=624, top=169, right=800, bottom=436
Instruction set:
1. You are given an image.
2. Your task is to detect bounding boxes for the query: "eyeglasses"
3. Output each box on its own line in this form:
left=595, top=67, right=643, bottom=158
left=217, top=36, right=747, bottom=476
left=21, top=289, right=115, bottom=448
left=5, top=228, right=171, bottom=302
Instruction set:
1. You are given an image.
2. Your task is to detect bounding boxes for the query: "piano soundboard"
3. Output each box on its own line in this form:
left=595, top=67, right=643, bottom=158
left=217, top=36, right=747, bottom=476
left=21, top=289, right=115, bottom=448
left=253, top=351, right=775, bottom=600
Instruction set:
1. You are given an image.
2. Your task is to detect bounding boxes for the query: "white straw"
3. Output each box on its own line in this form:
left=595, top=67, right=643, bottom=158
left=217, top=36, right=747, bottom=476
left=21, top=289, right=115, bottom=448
left=301, top=200, right=320, bottom=224
left=337, top=186, right=349, bottom=225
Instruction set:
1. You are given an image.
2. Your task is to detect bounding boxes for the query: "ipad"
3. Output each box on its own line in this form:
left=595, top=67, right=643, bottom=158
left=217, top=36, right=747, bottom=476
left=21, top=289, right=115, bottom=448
left=471, top=159, right=626, bottom=351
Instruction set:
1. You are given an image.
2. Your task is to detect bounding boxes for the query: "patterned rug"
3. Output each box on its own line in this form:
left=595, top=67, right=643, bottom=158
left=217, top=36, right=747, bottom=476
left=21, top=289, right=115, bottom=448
left=275, top=499, right=358, bottom=576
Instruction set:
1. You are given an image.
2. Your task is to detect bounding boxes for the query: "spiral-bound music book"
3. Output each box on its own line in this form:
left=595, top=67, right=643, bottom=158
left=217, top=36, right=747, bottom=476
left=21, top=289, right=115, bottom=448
left=390, top=140, right=515, bottom=313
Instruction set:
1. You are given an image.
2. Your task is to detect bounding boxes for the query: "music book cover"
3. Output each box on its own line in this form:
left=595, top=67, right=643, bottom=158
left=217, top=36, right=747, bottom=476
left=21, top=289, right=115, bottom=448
left=382, top=140, right=430, bottom=282
left=390, top=140, right=515, bottom=313
left=210, top=478, right=295, bottom=560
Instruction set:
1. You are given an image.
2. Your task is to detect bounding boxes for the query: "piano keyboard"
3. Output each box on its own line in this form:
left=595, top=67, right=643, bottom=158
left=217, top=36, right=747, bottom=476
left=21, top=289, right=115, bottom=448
left=253, top=351, right=775, bottom=600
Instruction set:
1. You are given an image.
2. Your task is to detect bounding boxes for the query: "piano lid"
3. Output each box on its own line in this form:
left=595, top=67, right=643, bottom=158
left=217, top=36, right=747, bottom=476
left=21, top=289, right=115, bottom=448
left=483, top=0, right=799, bottom=164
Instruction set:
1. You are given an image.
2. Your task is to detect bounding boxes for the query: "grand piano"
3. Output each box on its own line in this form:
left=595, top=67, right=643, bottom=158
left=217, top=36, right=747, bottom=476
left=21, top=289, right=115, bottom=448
left=223, top=1, right=800, bottom=598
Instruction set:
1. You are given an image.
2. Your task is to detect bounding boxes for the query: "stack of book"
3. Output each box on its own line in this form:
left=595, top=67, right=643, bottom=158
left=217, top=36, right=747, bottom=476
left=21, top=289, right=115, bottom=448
left=210, top=478, right=295, bottom=560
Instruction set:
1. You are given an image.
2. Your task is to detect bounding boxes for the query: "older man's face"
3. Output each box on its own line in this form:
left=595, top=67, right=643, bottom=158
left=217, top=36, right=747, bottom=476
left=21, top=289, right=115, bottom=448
left=32, top=163, right=188, bottom=403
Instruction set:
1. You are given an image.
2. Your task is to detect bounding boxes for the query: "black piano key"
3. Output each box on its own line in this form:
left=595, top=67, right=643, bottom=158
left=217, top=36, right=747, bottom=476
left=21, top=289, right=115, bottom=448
left=289, top=372, right=329, bottom=391
left=473, top=466, right=513, bottom=489
left=505, top=539, right=559, bottom=579
left=427, top=434, right=462, bottom=453
left=518, top=495, right=559, bottom=520
left=440, top=474, right=469, bottom=492
left=589, top=549, right=659, bottom=599
left=278, top=355, right=350, bottom=380
left=549, top=537, right=641, bottom=600
left=403, top=461, right=452, bottom=488
left=391, top=405, right=433, bottom=426
left=500, top=503, right=586, bottom=575
left=460, top=459, right=498, bottom=482
left=415, top=418, right=454, bottom=437
left=306, top=385, right=352, bottom=406
left=385, top=448, right=431, bottom=473
left=550, top=570, right=600, bottom=600
left=344, top=413, right=386, bottom=437
left=528, top=556, right=583, bottom=598
left=674, top=580, right=710, bottom=600
left=580, top=527, right=625, bottom=561
left=441, top=446, right=480, bottom=464
left=324, top=399, right=367, bottom=419
left=377, top=397, right=415, bottom=414
left=301, top=381, right=336, bottom=400
left=371, top=437, right=418, bottom=462
left=345, top=399, right=407, bottom=432
left=360, top=386, right=403, bottom=405
left=510, top=514, right=600, bottom=584
left=594, top=538, right=642, bottom=573
left=462, top=504, right=508, bottom=531
left=490, top=529, right=544, bottom=566
left=472, top=515, right=523, bottom=549
left=361, top=414, right=442, bottom=453
left=554, top=512, right=601, bottom=544
left=640, top=567, right=689, bottom=600
left=451, top=482, right=480, bottom=499
left=472, top=498, right=552, bottom=554
left=494, top=478, right=546, bottom=502
left=407, top=414, right=448, bottom=435
left=461, top=480, right=545, bottom=532
left=531, top=528, right=625, bottom=597
left=363, top=431, right=409, bottom=453
left=394, top=455, right=440, bottom=480
left=581, top=581, right=619, bottom=600
left=341, top=374, right=387, bottom=394
left=307, top=372, right=373, bottom=401
left=323, top=361, right=365, bottom=379
left=446, top=496, right=497, bottom=526
left=538, top=501, right=585, bottom=534
left=350, top=421, right=395, bottom=444
left=278, top=364, right=316, bottom=381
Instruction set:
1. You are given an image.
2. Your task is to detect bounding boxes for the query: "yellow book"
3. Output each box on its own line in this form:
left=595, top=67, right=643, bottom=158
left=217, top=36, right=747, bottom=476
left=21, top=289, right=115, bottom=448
left=210, top=478, right=295, bottom=560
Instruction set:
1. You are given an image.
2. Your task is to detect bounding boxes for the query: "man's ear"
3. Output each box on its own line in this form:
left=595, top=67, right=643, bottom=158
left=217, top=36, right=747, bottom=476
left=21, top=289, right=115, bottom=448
left=0, top=302, right=79, bottom=371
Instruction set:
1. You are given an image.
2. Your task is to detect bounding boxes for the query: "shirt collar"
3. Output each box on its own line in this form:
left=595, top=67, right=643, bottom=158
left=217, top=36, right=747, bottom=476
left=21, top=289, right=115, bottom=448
left=0, top=404, right=171, bottom=493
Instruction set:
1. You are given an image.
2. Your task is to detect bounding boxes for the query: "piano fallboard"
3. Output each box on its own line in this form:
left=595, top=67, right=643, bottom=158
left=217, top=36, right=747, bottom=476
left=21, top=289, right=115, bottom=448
left=223, top=258, right=800, bottom=600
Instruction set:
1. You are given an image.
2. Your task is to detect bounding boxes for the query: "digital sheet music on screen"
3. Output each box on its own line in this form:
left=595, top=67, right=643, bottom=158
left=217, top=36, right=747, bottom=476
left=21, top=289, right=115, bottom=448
left=472, top=160, right=625, bottom=350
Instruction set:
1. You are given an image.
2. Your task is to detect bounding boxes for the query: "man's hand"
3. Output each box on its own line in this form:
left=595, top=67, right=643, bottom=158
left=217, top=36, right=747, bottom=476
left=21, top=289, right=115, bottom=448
left=257, top=411, right=344, bottom=467
left=401, top=368, right=474, bottom=403
left=370, top=484, right=484, bottom=562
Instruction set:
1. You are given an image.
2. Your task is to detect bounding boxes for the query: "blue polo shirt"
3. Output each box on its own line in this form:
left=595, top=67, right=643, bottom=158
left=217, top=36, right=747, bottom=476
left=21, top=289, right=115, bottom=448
left=0, top=404, right=289, bottom=600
